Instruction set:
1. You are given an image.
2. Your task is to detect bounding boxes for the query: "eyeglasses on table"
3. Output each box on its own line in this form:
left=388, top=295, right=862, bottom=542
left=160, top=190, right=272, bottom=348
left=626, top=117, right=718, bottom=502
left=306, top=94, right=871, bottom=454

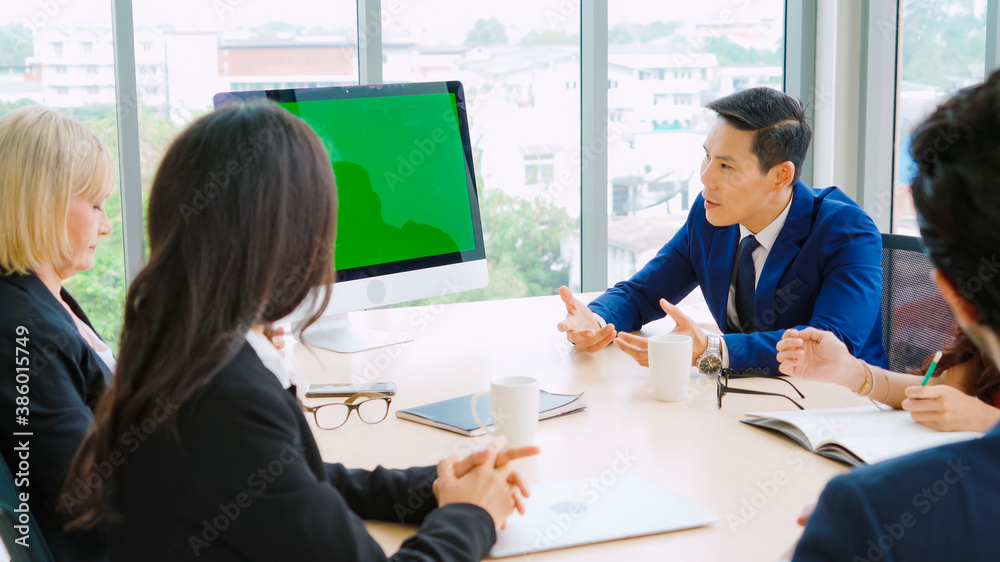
left=300, top=392, right=392, bottom=430
left=716, top=369, right=805, bottom=410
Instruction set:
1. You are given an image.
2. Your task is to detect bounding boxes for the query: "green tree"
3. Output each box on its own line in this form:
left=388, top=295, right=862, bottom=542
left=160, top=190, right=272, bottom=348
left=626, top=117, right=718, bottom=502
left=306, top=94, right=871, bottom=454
left=0, top=99, right=35, bottom=113
left=0, top=24, right=33, bottom=66
left=702, top=36, right=781, bottom=67
left=608, top=24, right=638, bottom=45
left=900, top=0, right=985, bottom=90
left=465, top=17, right=508, bottom=47
left=608, top=21, right=681, bottom=44
left=519, top=30, right=580, bottom=45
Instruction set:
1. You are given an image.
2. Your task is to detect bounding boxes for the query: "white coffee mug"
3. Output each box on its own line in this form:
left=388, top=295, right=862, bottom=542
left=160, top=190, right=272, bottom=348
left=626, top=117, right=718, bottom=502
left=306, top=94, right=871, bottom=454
left=470, top=375, right=540, bottom=448
left=648, top=334, right=693, bottom=402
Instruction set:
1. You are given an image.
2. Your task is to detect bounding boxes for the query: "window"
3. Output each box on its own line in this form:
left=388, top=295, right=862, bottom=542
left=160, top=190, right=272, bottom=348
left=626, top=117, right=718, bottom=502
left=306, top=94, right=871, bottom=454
left=1, top=2, right=127, bottom=352
left=382, top=3, right=581, bottom=304
left=525, top=163, right=555, bottom=185
left=2, top=1, right=796, bottom=346
left=608, top=1, right=785, bottom=286
left=892, top=0, right=987, bottom=234
left=130, top=0, right=360, bottom=255
left=523, top=147, right=558, bottom=186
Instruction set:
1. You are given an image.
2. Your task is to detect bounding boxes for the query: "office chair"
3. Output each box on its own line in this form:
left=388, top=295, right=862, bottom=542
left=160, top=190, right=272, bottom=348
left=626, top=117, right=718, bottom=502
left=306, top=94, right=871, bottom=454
left=0, top=455, right=54, bottom=562
left=880, top=233, right=956, bottom=374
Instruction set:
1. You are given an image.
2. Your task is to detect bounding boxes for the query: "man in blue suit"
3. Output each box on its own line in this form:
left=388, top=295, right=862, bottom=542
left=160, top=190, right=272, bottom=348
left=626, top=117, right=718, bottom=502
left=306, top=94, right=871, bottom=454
left=558, top=87, right=886, bottom=375
left=788, top=69, right=1000, bottom=562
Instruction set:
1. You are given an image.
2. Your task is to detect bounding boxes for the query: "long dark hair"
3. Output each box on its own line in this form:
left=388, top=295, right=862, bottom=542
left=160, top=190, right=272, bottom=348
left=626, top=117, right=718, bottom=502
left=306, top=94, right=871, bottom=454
left=911, top=69, right=1000, bottom=334
left=62, top=101, right=337, bottom=530
left=917, top=325, right=1000, bottom=405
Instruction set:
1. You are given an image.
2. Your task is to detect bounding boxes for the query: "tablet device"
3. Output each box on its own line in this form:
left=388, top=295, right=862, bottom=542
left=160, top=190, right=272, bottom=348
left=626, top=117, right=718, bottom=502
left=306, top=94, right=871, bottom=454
left=490, top=472, right=716, bottom=557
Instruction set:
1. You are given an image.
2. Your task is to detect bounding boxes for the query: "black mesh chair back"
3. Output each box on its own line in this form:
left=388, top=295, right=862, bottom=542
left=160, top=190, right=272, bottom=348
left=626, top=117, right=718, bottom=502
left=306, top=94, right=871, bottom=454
left=880, top=233, right=955, bottom=373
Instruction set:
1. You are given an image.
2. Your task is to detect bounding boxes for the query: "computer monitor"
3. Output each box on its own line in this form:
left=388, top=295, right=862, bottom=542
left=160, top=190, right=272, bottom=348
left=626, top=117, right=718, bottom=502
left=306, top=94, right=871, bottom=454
left=213, top=81, right=488, bottom=353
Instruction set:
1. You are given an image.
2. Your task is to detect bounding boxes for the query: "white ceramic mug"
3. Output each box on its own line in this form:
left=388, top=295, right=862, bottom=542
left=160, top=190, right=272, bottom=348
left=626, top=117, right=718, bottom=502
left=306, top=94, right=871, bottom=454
left=470, top=375, right=540, bottom=448
left=648, top=334, right=693, bottom=402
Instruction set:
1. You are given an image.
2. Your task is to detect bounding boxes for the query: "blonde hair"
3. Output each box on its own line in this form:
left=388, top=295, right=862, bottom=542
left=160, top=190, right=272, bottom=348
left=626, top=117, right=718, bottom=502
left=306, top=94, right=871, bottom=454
left=0, top=105, right=114, bottom=275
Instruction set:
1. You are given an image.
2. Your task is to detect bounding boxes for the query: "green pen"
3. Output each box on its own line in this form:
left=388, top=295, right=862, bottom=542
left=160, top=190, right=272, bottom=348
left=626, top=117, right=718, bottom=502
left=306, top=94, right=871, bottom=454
left=921, top=351, right=944, bottom=386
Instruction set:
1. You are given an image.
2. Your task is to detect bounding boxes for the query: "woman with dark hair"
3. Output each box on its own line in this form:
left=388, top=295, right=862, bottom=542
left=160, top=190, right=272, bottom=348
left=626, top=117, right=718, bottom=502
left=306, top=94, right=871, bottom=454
left=786, top=67, right=1000, bottom=562
left=62, top=101, right=534, bottom=561
left=776, top=323, right=1000, bottom=432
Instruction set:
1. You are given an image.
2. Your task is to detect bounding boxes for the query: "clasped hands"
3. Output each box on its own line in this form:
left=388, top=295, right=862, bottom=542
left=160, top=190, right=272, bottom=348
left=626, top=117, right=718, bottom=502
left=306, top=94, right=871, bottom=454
left=434, top=436, right=541, bottom=530
left=556, top=286, right=707, bottom=366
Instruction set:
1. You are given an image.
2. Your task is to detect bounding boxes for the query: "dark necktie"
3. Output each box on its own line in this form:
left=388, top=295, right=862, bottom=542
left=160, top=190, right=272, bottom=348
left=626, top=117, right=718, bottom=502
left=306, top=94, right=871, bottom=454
left=734, top=235, right=760, bottom=333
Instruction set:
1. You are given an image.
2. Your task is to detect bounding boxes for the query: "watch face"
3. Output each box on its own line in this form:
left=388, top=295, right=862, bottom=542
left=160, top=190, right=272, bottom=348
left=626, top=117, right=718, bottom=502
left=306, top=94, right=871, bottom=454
left=699, top=354, right=723, bottom=375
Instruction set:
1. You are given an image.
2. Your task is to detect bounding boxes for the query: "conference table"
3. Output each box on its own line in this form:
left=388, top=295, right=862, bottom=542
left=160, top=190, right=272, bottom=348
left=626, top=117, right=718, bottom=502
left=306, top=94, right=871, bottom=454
left=288, top=292, right=873, bottom=561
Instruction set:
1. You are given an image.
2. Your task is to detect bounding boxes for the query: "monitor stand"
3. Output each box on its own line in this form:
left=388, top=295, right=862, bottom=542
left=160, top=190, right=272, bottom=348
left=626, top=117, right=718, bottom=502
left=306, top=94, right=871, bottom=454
left=299, top=312, right=413, bottom=354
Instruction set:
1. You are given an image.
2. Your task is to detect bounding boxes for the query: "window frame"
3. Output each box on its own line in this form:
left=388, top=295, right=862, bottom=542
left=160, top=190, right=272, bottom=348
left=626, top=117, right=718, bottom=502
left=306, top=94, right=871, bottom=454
left=108, top=0, right=803, bottom=290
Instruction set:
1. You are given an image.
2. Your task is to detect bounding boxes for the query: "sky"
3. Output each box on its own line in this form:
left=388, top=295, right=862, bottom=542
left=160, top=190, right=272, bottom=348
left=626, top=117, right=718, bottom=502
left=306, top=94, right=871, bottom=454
left=2, top=0, right=783, bottom=44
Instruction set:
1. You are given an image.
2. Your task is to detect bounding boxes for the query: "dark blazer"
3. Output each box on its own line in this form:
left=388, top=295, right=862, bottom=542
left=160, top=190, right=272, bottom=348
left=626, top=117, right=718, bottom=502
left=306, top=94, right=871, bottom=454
left=0, top=272, right=112, bottom=561
left=589, top=181, right=888, bottom=372
left=793, top=421, right=1000, bottom=561
left=112, top=342, right=496, bottom=561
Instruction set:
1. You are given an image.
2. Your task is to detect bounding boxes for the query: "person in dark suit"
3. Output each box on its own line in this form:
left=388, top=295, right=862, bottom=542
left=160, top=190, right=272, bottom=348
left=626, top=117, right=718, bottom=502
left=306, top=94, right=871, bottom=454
left=0, top=105, right=117, bottom=561
left=558, top=88, right=886, bottom=377
left=62, top=101, right=537, bottom=561
left=784, top=69, right=1000, bottom=561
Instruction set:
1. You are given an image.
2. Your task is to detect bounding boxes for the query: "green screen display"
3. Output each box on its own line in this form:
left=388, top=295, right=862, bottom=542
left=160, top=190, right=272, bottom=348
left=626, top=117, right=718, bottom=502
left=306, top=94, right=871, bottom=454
left=279, top=92, right=476, bottom=271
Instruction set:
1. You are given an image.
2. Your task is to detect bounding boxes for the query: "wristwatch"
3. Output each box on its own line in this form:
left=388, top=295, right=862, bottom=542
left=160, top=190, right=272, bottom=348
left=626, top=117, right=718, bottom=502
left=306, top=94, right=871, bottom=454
left=697, top=335, right=723, bottom=376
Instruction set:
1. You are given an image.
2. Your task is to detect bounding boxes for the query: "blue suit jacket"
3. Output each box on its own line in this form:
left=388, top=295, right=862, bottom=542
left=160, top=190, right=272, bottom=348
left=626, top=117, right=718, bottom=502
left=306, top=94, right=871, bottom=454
left=589, top=180, right=887, bottom=372
left=793, top=422, right=1000, bottom=561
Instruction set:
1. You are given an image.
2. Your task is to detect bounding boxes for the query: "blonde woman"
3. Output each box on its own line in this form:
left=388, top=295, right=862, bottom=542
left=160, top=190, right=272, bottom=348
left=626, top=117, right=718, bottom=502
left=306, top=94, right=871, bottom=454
left=0, top=105, right=114, bottom=561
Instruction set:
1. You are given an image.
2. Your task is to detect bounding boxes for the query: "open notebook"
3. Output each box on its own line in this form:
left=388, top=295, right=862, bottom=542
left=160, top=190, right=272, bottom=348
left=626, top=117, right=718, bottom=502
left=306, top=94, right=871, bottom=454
left=395, top=390, right=586, bottom=436
left=742, top=404, right=985, bottom=466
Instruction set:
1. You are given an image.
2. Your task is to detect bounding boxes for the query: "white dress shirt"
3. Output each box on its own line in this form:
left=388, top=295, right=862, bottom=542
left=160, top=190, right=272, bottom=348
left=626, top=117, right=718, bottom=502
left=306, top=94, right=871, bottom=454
left=720, top=196, right=794, bottom=366
left=592, top=195, right=794, bottom=368
left=78, top=319, right=117, bottom=373
left=245, top=328, right=298, bottom=389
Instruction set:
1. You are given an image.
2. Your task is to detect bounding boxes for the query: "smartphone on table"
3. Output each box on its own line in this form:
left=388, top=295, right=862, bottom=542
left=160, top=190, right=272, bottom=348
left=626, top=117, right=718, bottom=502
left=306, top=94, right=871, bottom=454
left=305, top=382, right=397, bottom=398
